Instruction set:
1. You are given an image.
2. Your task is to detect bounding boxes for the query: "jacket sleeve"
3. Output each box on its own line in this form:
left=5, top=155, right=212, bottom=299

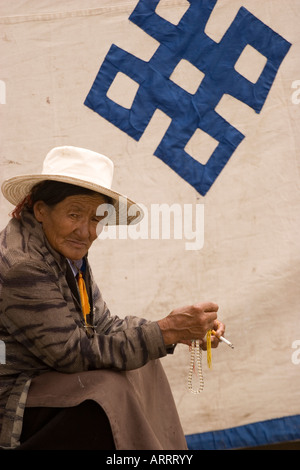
left=1, top=261, right=168, bottom=373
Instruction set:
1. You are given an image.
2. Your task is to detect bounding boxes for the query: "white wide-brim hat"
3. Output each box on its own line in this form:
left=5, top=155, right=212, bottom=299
left=1, top=146, right=144, bottom=225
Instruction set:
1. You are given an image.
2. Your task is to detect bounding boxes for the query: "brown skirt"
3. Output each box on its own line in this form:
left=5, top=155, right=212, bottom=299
left=15, top=361, right=187, bottom=450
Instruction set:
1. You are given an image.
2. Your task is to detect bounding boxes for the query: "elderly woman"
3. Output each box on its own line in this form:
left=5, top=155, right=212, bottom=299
left=0, top=146, right=224, bottom=450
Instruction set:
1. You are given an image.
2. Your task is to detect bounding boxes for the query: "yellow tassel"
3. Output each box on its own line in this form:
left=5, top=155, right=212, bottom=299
left=77, top=272, right=90, bottom=324
left=207, top=330, right=212, bottom=368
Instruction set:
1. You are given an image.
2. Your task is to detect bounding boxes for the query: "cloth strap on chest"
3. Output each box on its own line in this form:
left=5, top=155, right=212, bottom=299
left=77, top=271, right=90, bottom=325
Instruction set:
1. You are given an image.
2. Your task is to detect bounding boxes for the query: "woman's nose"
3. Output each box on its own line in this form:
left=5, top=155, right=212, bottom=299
left=74, top=220, right=90, bottom=239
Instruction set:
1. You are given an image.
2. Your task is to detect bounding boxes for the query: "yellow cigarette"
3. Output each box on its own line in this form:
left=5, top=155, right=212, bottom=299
left=212, top=330, right=234, bottom=349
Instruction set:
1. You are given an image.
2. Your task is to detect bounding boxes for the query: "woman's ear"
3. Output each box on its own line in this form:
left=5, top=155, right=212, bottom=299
left=33, top=201, right=46, bottom=223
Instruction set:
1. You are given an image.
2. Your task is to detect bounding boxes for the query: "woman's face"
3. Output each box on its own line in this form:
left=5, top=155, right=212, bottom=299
left=34, top=193, right=109, bottom=260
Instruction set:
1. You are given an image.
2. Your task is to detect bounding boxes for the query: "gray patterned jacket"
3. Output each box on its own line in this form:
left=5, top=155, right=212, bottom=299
left=0, top=210, right=168, bottom=448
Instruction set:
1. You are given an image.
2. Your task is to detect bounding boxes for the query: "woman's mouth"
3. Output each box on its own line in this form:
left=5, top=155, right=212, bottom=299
left=67, top=239, right=87, bottom=249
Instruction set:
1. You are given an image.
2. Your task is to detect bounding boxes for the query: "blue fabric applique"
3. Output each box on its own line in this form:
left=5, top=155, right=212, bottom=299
left=84, top=0, right=291, bottom=195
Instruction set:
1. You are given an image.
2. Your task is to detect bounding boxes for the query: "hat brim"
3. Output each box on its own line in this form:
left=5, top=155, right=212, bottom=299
left=1, top=174, right=144, bottom=226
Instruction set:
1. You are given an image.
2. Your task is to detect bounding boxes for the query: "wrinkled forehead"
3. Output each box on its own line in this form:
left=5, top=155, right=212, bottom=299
left=52, top=193, right=111, bottom=213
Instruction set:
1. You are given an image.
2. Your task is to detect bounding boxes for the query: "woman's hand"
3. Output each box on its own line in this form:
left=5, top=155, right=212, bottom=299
left=157, top=302, right=225, bottom=347
left=200, top=319, right=225, bottom=350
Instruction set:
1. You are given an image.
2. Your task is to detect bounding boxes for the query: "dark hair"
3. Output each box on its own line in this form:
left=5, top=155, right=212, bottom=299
left=12, top=180, right=112, bottom=219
